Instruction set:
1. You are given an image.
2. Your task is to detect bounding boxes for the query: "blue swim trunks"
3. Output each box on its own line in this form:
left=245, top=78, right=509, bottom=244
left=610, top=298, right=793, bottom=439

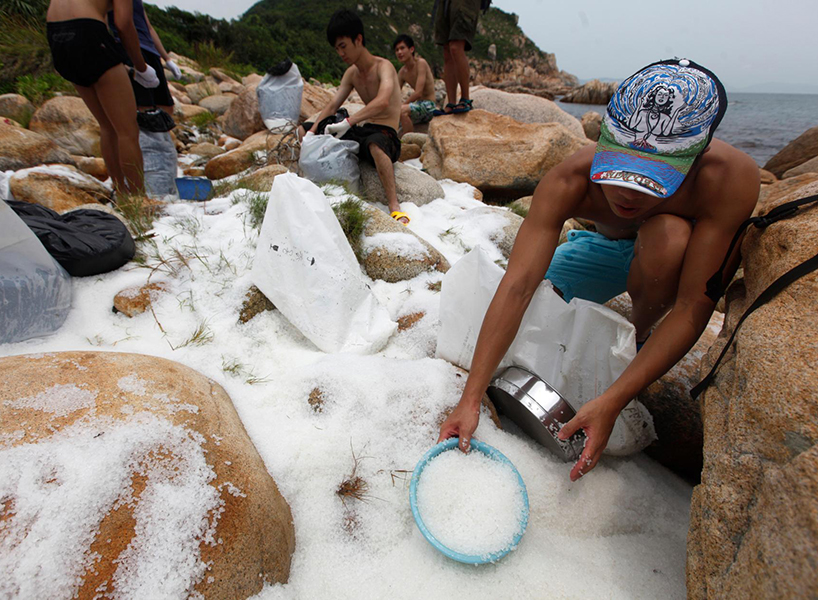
left=545, top=229, right=636, bottom=304
left=409, top=99, right=437, bottom=124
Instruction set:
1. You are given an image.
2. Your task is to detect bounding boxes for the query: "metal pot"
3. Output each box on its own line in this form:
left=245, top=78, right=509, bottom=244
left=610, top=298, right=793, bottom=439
left=487, top=366, right=586, bottom=462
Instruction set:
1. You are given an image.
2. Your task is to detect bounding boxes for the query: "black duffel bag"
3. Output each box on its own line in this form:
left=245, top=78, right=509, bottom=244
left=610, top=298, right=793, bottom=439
left=7, top=201, right=135, bottom=277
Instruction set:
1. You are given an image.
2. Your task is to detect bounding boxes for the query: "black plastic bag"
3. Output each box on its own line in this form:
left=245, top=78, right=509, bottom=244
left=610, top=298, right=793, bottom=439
left=7, top=201, right=135, bottom=277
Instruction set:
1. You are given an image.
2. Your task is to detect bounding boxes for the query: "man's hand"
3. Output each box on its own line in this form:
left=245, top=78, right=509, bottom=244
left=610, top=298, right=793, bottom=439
left=165, top=60, right=182, bottom=80
left=325, top=118, right=352, bottom=138
left=557, top=396, right=618, bottom=481
left=133, top=65, right=160, bottom=88
left=437, top=401, right=480, bottom=452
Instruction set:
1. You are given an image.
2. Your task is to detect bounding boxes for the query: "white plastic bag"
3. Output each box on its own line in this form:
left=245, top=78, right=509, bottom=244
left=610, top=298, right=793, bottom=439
left=257, top=61, right=304, bottom=130
left=251, top=173, right=396, bottom=354
left=0, top=200, right=72, bottom=344
left=436, top=247, right=656, bottom=455
left=139, top=129, right=178, bottom=199
left=298, top=133, right=360, bottom=190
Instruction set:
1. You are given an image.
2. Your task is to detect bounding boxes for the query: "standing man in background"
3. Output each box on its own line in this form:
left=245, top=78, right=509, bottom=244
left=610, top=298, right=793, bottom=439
left=433, top=0, right=482, bottom=115
left=393, top=34, right=437, bottom=136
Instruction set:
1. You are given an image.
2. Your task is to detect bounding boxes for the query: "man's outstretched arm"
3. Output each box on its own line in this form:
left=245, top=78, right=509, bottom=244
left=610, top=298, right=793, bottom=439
left=438, top=154, right=589, bottom=450
left=558, top=159, right=760, bottom=480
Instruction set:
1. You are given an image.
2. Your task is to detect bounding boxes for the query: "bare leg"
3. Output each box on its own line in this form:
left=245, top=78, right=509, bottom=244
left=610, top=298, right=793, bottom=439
left=627, top=214, right=694, bottom=341
left=74, top=84, right=125, bottom=191
left=448, top=40, right=470, bottom=101
left=399, top=104, right=413, bottom=137
left=442, top=43, right=457, bottom=110
left=369, top=143, right=406, bottom=223
left=91, top=64, right=144, bottom=194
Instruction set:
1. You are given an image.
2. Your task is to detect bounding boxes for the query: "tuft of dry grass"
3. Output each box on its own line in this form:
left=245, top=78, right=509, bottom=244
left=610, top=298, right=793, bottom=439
left=336, top=443, right=370, bottom=505
left=308, top=387, right=324, bottom=413
left=397, top=311, right=425, bottom=332
left=426, top=281, right=442, bottom=293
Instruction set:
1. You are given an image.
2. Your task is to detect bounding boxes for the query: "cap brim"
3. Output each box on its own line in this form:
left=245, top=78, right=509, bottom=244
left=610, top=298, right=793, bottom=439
left=590, top=134, right=695, bottom=198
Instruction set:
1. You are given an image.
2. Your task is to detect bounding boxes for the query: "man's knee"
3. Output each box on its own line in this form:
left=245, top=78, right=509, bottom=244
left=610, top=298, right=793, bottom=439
left=635, top=215, right=693, bottom=273
left=400, top=104, right=411, bottom=116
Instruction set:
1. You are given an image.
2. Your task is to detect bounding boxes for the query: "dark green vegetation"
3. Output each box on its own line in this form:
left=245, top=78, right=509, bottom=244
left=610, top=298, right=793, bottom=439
left=1, top=0, right=545, bottom=94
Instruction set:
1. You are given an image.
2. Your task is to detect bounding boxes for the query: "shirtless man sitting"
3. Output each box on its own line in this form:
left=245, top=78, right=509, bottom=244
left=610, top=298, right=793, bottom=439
left=300, top=9, right=408, bottom=225
left=438, top=59, right=760, bottom=480
left=46, top=0, right=160, bottom=194
left=393, top=34, right=436, bottom=136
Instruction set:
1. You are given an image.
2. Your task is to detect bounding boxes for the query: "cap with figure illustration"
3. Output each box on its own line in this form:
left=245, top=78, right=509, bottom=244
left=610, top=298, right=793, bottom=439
left=590, top=58, right=728, bottom=198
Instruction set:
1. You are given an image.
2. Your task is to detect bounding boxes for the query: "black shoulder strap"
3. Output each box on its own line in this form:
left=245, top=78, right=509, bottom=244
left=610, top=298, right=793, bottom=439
left=691, top=193, right=818, bottom=399
left=705, top=194, right=818, bottom=302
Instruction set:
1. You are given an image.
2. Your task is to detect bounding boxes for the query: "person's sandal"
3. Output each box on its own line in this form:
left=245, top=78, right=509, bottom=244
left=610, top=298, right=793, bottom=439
left=432, top=103, right=456, bottom=117
left=451, top=98, right=473, bottom=114
left=390, top=211, right=411, bottom=226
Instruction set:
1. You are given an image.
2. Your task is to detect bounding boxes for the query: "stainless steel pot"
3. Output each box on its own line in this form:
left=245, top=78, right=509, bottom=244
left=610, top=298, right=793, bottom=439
left=486, top=366, right=586, bottom=462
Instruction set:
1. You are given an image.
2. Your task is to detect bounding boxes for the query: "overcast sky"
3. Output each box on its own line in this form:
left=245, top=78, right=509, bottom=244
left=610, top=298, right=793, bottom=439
left=149, top=0, right=818, bottom=92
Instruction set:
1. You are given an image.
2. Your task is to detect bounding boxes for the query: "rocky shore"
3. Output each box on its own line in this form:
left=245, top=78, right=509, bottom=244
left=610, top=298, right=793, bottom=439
left=1, top=51, right=817, bottom=599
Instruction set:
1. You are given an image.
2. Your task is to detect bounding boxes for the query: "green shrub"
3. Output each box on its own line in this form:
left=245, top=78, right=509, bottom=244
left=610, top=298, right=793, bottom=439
left=332, top=197, right=369, bottom=259
left=189, top=110, right=218, bottom=129
left=15, top=72, right=74, bottom=105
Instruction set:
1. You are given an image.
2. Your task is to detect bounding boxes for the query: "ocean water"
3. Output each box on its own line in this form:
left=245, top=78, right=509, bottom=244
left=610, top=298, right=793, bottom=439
left=556, top=92, right=818, bottom=167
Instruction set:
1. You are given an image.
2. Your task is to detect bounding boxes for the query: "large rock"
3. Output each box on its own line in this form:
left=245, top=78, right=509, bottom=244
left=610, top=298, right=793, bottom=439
left=205, top=131, right=280, bottom=180
left=687, top=179, right=818, bottom=598
left=0, top=351, right=295, bottom=599
left=174, top=103, right=211, bottom=122
left=422, top=109, right=591, bottom=197
left=560, top=79, right=619, bottom=105
left=758, top=172, right=818, bottom=207
left=0, top=93, right=34, bottom=123
left=188, top=142, right=226, bottom=159
left=200, top=93, right=237, bottom=116
left=782, top=154, right=818, bottom=179
left=169, top=86, right=192, bottom=105
left=209, top=67, right=241, bottom=87
left=10, top=164, right=111, bottom=212
left=359, top=162, right=444, bottom=207
left=639, top=310, right=723, bottom=481
left=452, top=206, right=524, bottom=259
left=581, top=111, right=602, bottom=141
left=29, top=96, right=101, bottom=157
left=359, top=204, right=450, bottom=282
left=0, top=121, right=74, bottom=171
left=469, top=87, right=585, bottom=138
left=184, top=80, right=221, bottom=105
left=223, top=83, right=264, bottom=141
left=763, top=126, right=818, bottom=178
left=300, top=82, right=335, bottom=121
left=71, top=155, right=108, bottom=181
left=238, top=164, right=289, bottom=191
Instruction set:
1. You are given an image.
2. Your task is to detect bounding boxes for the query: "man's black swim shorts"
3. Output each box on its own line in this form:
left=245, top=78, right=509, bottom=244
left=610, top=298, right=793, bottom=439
left=47, top=19, right=125, bottom=88
left=303, top=116, right=402, bottom=166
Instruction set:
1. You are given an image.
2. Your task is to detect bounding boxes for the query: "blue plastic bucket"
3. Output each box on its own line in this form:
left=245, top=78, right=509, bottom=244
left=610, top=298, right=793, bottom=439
left=175, top=177, right=213, bottom=201
left=409, top=438, right=529, bottom=564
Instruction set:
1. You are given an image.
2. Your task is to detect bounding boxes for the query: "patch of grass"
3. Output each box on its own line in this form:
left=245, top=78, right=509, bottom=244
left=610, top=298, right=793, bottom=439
left=174, top=320, right=213, bottom=349
left=332, top=198, right=370, bottom=259
left=336, top=443, right=370, bottom=505
left=190, top=40, right=255, bottom=80
left=508, top=203, right=529, bottom=218
left=190, top=110, right=218, bottom=130
left=14, top=72, right=74, bottom=105
left=239, top=191, right=269, bottom=230
left=115, top=193, right=158, bottom=241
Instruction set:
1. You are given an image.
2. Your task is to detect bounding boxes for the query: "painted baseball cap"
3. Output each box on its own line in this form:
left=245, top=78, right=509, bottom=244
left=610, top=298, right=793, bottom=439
left=590, top=58, right=727, bottom=198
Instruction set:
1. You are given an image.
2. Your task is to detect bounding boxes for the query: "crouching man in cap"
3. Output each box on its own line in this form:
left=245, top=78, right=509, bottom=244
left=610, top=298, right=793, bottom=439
left=438, top=59, right=760, bottom=480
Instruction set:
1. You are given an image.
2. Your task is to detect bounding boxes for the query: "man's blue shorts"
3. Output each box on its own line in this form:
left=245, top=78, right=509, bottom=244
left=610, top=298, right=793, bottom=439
left=545, top=230, right=636, bottom=304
